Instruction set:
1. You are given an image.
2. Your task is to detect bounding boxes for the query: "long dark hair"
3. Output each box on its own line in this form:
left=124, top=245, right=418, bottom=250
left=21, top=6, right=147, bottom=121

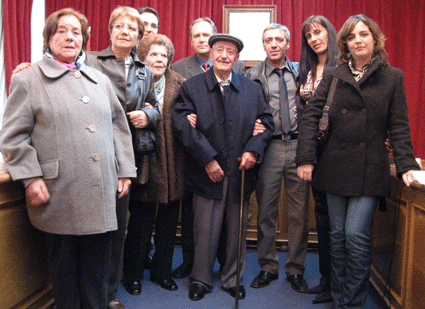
left=299, top=16, right=338, bottom=85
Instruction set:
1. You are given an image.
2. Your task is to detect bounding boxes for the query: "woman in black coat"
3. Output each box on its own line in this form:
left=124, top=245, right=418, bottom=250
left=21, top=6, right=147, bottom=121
left=297, top=15, right=339, bottom=304
left=296, top=14, right=419, bottom=308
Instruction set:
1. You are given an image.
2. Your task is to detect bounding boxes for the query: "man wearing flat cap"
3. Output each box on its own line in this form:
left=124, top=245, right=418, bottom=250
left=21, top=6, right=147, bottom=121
left=173, top=33, right=273, bottom=301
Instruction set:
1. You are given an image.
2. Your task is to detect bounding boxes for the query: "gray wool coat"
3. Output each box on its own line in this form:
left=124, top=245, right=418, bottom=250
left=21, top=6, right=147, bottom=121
left=0, top=54, right=137, bottom=235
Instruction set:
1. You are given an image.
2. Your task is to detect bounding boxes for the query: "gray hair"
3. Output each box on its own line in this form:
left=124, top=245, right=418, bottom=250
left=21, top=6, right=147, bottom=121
left=189, top=17, right=217, bottom=38
left=262, top=23, right=290, bottom=42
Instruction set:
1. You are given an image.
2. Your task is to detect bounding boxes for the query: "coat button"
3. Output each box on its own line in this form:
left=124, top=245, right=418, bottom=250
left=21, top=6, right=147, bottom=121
left=88, top=125, right=96, bottom=133
left=359, top=142, right=365, bottom=148
left=341, top=109, right=347, bottom=114
left=74, top=71, right=81, bottom=79
left=362, top=108, right=367, bottom=113
left=93, top=154, right=100, bottom=162
left=81, top=96, right=90, bottom=104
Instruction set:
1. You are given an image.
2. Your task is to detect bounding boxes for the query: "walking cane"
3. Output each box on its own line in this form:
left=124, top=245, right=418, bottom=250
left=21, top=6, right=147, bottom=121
left=235, top=167, right=245, bottom=309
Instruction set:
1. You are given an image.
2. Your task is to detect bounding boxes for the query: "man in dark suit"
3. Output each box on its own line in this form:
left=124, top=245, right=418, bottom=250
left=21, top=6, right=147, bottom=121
left=173, top=34, right=273, bottom=301
left=171, top=17, right=245, bottom=79
left=170, top=17, right=245, bottom=280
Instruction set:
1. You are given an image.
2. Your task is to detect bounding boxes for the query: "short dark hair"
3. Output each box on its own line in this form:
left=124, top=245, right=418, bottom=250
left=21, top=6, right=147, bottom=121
left=137, top=34, right=175, bottom=67
left=138, top=7, right=160, bottom=27
left=43, top=8, right=90, bottom=53
left=299, top=15, right=339, bottom=85
left=337, top=14, right=388, bottom=66
left=189, top=17, right=217, bottom=38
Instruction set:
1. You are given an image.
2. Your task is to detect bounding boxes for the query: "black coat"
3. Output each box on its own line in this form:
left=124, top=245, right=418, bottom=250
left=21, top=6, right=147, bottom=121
left=173, top=69, right=274, bottom=202
left=296, top=61, right=419, bottom=197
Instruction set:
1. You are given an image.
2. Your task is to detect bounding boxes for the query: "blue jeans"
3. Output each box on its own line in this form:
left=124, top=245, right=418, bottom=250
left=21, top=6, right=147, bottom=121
left=326, top=194, right=378, bottom=309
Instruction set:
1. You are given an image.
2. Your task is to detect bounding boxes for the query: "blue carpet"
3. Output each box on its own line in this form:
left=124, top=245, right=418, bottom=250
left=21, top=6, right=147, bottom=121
left=117, top=246, right=389, bottom=309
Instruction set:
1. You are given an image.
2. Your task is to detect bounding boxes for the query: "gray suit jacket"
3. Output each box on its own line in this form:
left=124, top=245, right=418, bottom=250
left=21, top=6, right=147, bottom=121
left=0, top=54, right=136, bottom=235
left=171, top=54, right=245, bottom=80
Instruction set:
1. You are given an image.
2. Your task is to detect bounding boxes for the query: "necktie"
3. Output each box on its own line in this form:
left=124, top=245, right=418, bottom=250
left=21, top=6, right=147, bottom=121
left=275, top=68, right=291, bottom=134
left=203, top=62, right=210, bottom=71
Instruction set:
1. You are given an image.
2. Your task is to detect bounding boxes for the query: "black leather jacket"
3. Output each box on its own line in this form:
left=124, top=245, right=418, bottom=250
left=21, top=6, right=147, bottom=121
left=86, top=46, right=159, bottom=129
left=245, top=57, right=305, bottom=123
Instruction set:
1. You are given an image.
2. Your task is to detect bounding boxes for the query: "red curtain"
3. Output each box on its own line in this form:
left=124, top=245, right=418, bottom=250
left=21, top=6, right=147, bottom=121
left=4, top=0, right=423, bottom=157
left=2, top=0, right=33, bottom=91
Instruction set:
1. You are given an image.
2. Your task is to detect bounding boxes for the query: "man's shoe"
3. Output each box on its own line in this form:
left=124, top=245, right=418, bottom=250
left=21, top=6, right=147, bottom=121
left=123, top=280, right=141, bottom=295
left=222, top=285, right=246, bottom=299
left=189, top=283, right=207, bottom=301
left=150, top=277, right=178, bottom=291
left=287, top=274, right=308, bottom=293
left=306, top=283, right=326, bottom=294
left=107, top=299, right=125, bottom=309
left=173, top=263, right=192, bottom=278
left=312, top=290, right=333, bottom=304
left=250, top=271, right=279, bottom=288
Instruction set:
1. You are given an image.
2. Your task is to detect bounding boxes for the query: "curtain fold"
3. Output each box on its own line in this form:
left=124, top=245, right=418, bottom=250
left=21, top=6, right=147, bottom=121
left=3, top=0, right=33, bottom=92
left=3, top=0, right=422, bottom=157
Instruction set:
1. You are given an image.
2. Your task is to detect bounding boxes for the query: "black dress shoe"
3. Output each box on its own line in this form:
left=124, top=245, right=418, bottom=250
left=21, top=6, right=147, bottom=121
left=150, top=277, right=178, bottom=291
left=306, top=283, right=326, bottom=294
left=107, top=299, right=125, bottom=309
left=222, top=285, right=246, bottom=299
left=123, top=280, right=141, bottom=295
left=250, top=271, right=279, bottom=288
left=312, top=290, right=333, bottom=304
left=287, top=274, right=309, bottom=293
left=173, top=263, right=192, bottom=278
left=189, top=283, right=207, bottom=301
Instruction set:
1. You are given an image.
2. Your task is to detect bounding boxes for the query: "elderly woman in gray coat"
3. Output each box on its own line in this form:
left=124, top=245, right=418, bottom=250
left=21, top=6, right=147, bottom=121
left=0, top=8, right=135, bottom=309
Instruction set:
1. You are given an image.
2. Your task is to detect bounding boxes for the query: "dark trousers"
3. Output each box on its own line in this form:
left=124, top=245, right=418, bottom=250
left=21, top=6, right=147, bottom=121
left=124, top=192, right=180, bottom=281
left=180, top=192, right=227, bottom=267
left=108, top=194, right=130, bottom=301
left=311, top=186, right=331, bottom=288
left=45, top=231, right=112, bottom=309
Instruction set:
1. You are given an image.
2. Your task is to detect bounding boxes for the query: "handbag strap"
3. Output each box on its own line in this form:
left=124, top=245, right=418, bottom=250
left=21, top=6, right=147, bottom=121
left=318, top=77, right=338, bottom=131
left=136, top=66, right=147, bottom=109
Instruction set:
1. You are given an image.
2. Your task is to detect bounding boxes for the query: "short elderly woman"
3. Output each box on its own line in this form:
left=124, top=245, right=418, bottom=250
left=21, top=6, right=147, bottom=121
left=123, top=34, right=186, bottom=292
left=0, top=8, right=136, bottom=308
left=296, top=14, right=419, bottom=308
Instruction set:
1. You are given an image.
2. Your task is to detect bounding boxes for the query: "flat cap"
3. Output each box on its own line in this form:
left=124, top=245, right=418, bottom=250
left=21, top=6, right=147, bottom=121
left=208, top=33, right=244, bottom=53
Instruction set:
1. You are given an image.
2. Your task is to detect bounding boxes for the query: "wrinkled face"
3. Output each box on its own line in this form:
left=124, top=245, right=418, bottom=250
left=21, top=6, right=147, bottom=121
left=346, top=21, right=376, bottom=63
left=263, top=28, right=289, bottom=65
left=305, top=23, right=329, bottom=56
left=141, top=12, right=159, bottom=38
left=210, top=41, right=239, bottom=75
left=144, top=44, right=168, bottom=79
left=191, top=21, right=214, bottom=56
left=110, top=16, right=139, bottom=51
left=49, top=15, right=83, bottom=63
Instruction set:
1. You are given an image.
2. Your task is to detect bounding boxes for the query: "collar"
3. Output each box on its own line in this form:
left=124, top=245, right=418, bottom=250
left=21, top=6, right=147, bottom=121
left=39, top=53, right=98, bottom=83
left=348, top=59, right=373, bottom=82
left=265, top=57, right=293, bottom=77
left=214, top=71, right=232, bottom=84
left=95, top=46, right=145, bottom=67
left=205, top=68, right=241, bottom=93
left=196, top=54, right=213, bottom=68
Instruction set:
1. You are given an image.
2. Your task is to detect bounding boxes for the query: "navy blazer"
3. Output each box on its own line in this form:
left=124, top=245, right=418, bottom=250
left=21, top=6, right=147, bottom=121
left=173, top=69, right=274, bottom=202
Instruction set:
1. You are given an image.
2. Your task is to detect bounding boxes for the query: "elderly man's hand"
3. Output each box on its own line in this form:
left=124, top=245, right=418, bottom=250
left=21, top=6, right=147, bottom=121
left=127, top=110, right=149, bottom=129
left=297, top=164, right=314, bottom=182
left=26, top=177, right=50, bottom=207
left=239, top=152, right=257, bottom=170
left=117, top=178, right=131, bottom=198
left=205, top=159, right=225, bottom=183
